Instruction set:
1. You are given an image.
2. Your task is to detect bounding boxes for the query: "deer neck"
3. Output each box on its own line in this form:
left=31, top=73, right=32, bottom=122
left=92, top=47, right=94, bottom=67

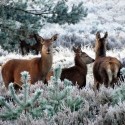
left=95, top=45, right=106, bottom=59
left=40, top=52, right=53, bottom=77
left=74, top=55, right=86, bottom=70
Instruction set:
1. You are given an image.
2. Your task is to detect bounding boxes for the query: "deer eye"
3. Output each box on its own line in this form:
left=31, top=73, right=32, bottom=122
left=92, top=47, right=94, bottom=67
left=41, top=41, right=45, bottom=45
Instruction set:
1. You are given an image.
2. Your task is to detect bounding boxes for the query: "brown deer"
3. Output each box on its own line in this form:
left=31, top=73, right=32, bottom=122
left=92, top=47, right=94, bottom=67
left=93, top=32, right=122, bottom=90
left=29, top=33, right=42, bottom=55
left=19, top=33, right=41, bottom=55
left=46, top=46, right=95, bottom=88
left=19, top=39, right=31, bottom=55
left=1, top=34, right=58, bottom=89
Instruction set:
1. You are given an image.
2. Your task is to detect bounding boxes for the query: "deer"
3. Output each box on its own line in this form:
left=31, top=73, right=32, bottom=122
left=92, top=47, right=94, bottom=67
left=46, top=46, right=95, bottom=88
left=1, top=34, right=58, bottom=90
left=19, top=39, right=31, bottom=55
left=93, top=32, right=122, bottom=90
left=29, top=33, right=45, bottom=55
left=19, top=33, right=41, bottom=55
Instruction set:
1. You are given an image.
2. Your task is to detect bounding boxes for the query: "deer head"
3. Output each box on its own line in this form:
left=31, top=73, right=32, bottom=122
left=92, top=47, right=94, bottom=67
left=95, top=32, right=108, bottom=58
left=73, top=46, right=95, bottom=64
left=40, top=34, right=58, bottom=54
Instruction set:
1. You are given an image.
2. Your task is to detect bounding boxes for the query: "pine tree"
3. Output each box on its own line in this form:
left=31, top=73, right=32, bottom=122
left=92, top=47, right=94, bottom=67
left=0, top=0, right=88, bottom=52
left=0, top=71, right=42, bottom=120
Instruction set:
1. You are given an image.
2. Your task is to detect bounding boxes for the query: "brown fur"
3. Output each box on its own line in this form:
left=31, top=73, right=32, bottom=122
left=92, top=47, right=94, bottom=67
left=19, top=39, right=31, bottom=55
left=46, top=47, right=95, bottom=88
left=93, top=32, right=122, bottom=89
left=29, top=33, right=42, bottom=54
left=19, top=33, right=42, bottom=55
left=0, top=63, right=2, bottom=67
left=2, top=34, right=58, bottom=89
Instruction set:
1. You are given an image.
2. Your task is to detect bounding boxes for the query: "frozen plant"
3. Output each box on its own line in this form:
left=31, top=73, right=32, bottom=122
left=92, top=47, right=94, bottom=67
left=120, top=67, right=125, bottom=77
left=32, top=64, right=84, bottom=119
left=0, top=71, right=42, bottom=120
left=112, top=82, right=125, bottom=105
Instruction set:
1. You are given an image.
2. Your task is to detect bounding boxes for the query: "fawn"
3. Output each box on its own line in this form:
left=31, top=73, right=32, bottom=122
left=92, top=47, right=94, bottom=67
left=46, top=46, right=95, bottom=88
left=2, top=34, right=58, bottom=90
left=93, top=32, right=122, bottom=90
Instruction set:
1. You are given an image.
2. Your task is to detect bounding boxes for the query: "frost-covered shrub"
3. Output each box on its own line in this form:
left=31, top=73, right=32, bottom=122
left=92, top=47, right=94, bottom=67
left=0, top=66, right=84, bottom=121
left=112, top=83, right=125, bottom=105
left=0, top=46, right=8, bottom=56
left=0, top=71, right=42, bottom=120
left=1, top=55, right=125, bottom=124
left=96, top=85, right=113, bottom=105
left=103, top=102, right=125, bottom=125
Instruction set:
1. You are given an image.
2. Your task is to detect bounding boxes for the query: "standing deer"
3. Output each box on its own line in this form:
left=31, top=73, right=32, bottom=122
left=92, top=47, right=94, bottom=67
left=19, top=39, right=31, bottom=55
left=46, top=46, right=95, bottom=88
left=93, top=32, right=122, bottom=90
left=29, top=33, right=42, bottom=55
left=19, top=33, right=41, bottom=55
left=2, top=34, right=58, bottom=90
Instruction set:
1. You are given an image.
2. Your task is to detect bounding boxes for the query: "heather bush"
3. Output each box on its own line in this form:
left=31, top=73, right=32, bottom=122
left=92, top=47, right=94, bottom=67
left=0, top=62, right=125, bottom=124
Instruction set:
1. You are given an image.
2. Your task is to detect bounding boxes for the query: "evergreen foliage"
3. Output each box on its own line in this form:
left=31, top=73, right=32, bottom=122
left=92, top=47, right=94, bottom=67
left=111, top=68, right=125, bottom=105
left=0, top=71, right=42, bottom=120
left=1, top=62, right=125, bottom=124
left=0, top=72, right=125, bottom=124
left=30, top=64, right=84, bottom=118
left=0, top=65, right=84, bottom=121
left=47, top=1, right=87, bottom=25
left=0, top=0, right=87, bottom=52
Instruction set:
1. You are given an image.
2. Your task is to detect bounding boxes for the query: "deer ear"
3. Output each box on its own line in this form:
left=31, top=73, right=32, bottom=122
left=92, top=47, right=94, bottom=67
left=96, top=32, right=100, bottom=39
left=40, top=37, right=45, bottom=45
left=77, top=45, right=82, bottom=52
left=104, top=32, right=108, bottom=39
left=36, top=34, right=42, bottom=42
left=51, top=34, right=58, bottom=41
left=72, top=46, right=77, bottom=53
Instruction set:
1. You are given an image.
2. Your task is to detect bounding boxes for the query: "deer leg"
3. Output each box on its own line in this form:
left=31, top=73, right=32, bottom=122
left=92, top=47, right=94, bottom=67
left=2, top=73, right=14, bottom=89
left=13, top=83, right=22, bottom=91
left=103, top=77, right=109, bottom=88
left=21, top=47, right=24, bottom=55
left=14, top=74, right=23, bottom=90
left=36, top=50, right=39, bottom=55
left=26, top=47, right=30, bottom=55
left=106, top=68, right=112, bottom=87
left=93, top=79, right=99, bottom=95
left=44, top=79, right=48, bottom=85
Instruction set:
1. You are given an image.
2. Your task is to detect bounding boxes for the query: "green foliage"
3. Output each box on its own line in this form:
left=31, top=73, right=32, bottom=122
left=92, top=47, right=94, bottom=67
left=47, top=1, right=87, bottom=24
left=0, top=65, right=84, bottom=120
left=112, top=84, right=125, bottom=105
left=0, top=0, right=88, bottom=52
left=111, top=68, right=125, bottom=105
left=0, top=71, right=42, bottom=120
left=66, top=95, right=83, bottom=112
left=31, top=65, right=84, bottom=118
left=1, top=67, right=125, bottom=124
left=0, top=2, right=41, bottom=52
